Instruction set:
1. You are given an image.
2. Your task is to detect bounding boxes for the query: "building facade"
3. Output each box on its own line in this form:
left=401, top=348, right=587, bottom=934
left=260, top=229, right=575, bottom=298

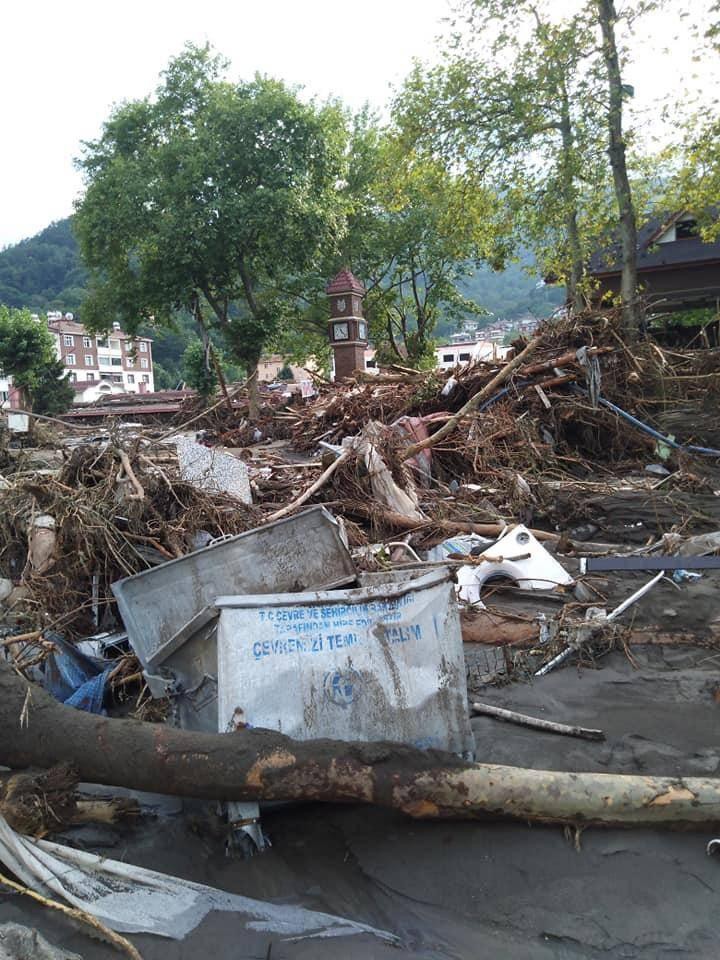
left=46, top=313, right=154, bottom=398
left=589, top=211, right=720, bottom=313
left=436, top=339, right=510, bottom=370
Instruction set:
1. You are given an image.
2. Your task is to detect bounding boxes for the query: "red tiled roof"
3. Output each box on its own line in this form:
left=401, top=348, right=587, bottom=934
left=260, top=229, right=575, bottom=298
left=325, top=268, right=365, bottom=296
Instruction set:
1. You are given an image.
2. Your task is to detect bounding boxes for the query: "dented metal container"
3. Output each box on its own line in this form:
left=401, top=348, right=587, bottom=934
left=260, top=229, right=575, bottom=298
left=112, top=505, right=357, bottom=672
left=215, top=567, right=475, bottom=758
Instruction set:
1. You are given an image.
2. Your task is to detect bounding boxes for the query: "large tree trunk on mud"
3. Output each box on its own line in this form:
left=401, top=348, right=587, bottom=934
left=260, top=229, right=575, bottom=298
left=1, top=660, right=719, bottom=828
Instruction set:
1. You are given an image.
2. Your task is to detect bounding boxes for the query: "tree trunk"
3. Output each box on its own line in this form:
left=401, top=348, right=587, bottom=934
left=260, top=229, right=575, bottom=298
left=596, top=0, right=639, bottom=335
left=247, top=360, right=260, bottom=419
left=1, top=660, right=720, bottom=828
left=559, top=87, right=585, bottom=316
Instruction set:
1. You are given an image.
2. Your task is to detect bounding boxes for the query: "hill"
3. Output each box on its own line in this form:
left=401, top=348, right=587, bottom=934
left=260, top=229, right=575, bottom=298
left=0, top=218, right=565, bottom=323
left=0, top=218, right=88, bottom=312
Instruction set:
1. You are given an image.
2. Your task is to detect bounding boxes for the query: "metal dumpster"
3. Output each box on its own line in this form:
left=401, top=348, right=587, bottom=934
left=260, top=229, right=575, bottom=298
left=215, top=567, right=475, bottom=758
left=112, top=505, right=357, bottom=672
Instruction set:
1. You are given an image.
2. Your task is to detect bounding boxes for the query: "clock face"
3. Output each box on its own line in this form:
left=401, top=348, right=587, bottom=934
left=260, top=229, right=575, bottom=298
left=358, top=321, right=367, bottom=340
left=333, top=321, right=349, bottom=341
left=336, top=297, right=346, bottom=313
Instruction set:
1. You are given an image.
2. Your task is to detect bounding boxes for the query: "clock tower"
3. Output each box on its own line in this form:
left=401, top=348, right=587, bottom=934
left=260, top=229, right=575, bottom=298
left=326, top=268, right=368, bottom=381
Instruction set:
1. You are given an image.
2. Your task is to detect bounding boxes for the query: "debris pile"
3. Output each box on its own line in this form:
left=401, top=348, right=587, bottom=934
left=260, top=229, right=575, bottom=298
left=1, top=309, right=720, bottom=956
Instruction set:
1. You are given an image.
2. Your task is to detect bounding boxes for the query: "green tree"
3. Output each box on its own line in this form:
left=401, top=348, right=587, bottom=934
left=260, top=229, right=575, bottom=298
left=74, top=43, right=347, bottom=415
left=663, top=4, right=720, bottom=240
left=311, top=117, right=493, bottom=367
left=395, top=1, right=609, bottom=314
left=0, top=306, right=73, bottom=413
left=594, top=0, right=642, bottom=332
left=151, top=361, right=179, bottom=391
left=31, top=358, right=76, bottom=415
left=364, top=138, right=493, bottom=366
left=394, top=0, right=661, bottom=329
left=181, top=340, right=218, bottom=397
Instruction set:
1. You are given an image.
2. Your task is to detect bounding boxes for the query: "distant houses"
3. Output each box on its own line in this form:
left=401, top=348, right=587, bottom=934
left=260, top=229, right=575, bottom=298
left=46, top=312, right=155, bottom=399
left=1, top=311, right=156, bottom=409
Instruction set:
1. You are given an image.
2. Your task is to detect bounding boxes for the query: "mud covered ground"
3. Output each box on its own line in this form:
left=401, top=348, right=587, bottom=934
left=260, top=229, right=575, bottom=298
left=2, top=643, right=719, bottom=959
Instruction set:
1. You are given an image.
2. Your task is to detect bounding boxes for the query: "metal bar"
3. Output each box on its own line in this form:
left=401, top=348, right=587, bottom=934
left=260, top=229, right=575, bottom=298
left=584, top=556, right=720, bottom=572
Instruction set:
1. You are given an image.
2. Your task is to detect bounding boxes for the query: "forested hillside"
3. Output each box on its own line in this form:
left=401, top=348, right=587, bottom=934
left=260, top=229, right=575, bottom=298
left=0, top=216, right=565, bottom=379
left=0, top=219, right=88, bottom=312
left=1, top=217, right=564, bottom=322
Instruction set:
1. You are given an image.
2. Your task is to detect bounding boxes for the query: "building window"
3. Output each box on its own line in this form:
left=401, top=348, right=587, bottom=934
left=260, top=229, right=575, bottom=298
left=109, top=339, right=120, bottom=351
left=68, top=372, right=76, bottom=383
left=83, top=336, right=93, bottom=348
left=140, top=358, right=149, bottom=369
left=676, top=218, right=698, bottom=240
left=126, top=357, right=135, bottom=368
left=458, top=352, right=471, bottom=361
left=127, top=374, right=135, bottom=384
left=111, top=374, right=123, bottom=384
left=86, top=373, right=94, bottom=382
left=442, top=354, right=454, bottom=363
left=63, top=334, right=74, bottom=347
left=65, top=353, right=76, bottom=365
left=96, top=337, right=108, bottom=348
left=139, top=341, right=148, bottom=353
left=84, top=355, right=93, bottom=367
left=99, top=356, right=112, bottom=367
left=111, top=357, right=122, bottom=367
left=365, top=358, right=377, bottom=368
left=142, top=374, right=150, bottom=383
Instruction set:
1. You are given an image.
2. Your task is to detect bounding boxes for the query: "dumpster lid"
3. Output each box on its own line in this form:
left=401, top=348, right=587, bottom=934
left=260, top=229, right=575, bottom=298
left=215, top=566, right=451, bottom=610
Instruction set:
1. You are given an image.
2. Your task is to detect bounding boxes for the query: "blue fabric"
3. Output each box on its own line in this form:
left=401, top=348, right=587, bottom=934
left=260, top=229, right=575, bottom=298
left=64, top=668, right=113, bottom=713
left=43, top=633, right=110, bottom=714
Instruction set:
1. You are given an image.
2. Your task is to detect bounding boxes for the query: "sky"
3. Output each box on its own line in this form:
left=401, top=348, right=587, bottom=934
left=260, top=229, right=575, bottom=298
left=1, top=0, right=716, bottom=249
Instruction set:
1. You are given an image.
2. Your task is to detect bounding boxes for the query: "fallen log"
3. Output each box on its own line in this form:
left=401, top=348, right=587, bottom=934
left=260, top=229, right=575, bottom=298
left=0, top=765, right=139, bottom=837
left=1, top=659, right=719, bottom=827
left=460, top=608, right=539, bottom=646
left=518, top=346, right=613, bottom=377
left=334, top=501, right=562, bottom=542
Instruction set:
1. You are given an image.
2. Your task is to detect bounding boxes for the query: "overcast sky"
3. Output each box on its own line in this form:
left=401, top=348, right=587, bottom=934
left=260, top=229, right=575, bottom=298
left=1, top=0, right=715, bottom=249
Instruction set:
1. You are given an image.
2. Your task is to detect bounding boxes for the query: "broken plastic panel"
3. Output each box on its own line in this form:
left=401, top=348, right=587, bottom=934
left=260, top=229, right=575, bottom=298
left=454, top=525, right=574, bottom=605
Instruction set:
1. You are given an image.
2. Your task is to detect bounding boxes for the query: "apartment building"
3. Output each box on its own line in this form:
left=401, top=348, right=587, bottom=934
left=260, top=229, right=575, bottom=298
left=47, top=313, right=154, bottom=398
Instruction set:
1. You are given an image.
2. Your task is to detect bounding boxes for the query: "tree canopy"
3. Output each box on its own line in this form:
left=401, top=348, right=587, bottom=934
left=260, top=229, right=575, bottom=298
left=336, top=119, right=496, bottom=365
left=0, top=307, right=74, bottom=414
left=394, top=0, right=670, bottom=329
left=74, top=44, right=347, bottom=407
